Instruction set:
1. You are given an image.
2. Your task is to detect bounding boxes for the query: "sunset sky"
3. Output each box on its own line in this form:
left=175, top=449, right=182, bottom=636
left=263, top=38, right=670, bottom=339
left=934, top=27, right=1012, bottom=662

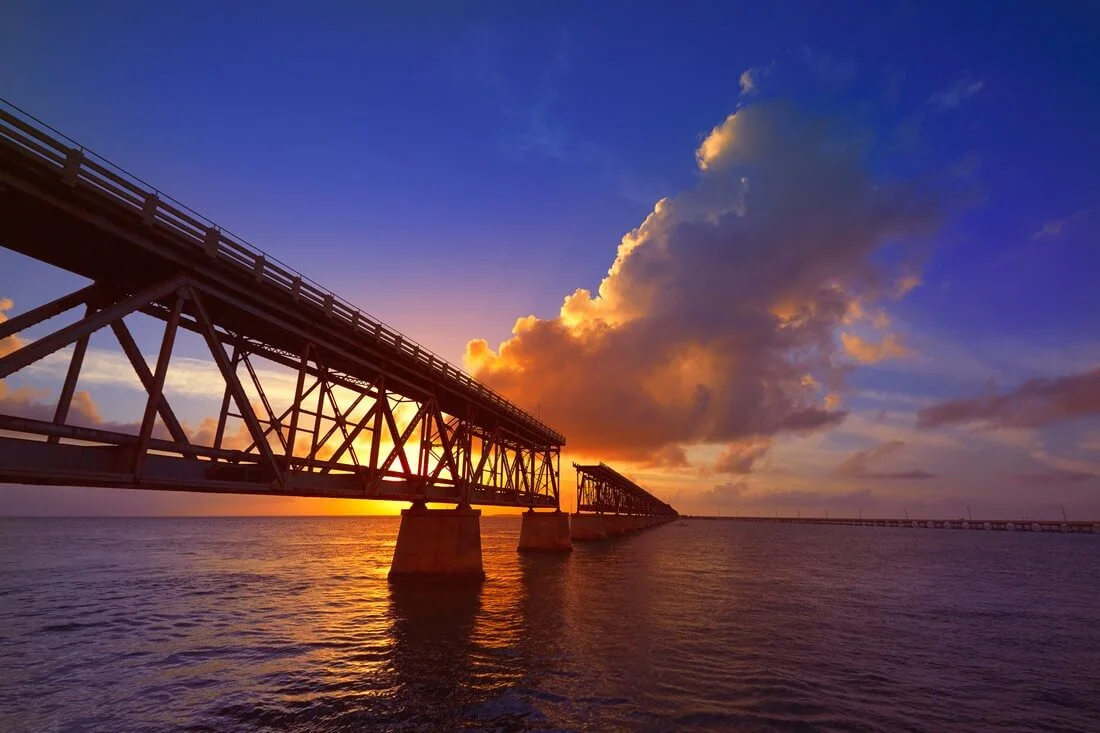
left=1, top=2, right=1098, bottom=518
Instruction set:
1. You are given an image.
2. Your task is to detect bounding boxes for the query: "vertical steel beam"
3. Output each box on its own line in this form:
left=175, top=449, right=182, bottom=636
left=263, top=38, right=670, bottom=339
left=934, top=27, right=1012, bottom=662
left=284, top=341, right=312, bottom=471
left=368, top=386, right=385, bottom=477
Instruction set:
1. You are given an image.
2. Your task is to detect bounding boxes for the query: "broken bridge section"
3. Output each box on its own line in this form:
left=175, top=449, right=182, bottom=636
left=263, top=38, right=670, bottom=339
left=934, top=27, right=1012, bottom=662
left=571, top=462, right=678, bottom=539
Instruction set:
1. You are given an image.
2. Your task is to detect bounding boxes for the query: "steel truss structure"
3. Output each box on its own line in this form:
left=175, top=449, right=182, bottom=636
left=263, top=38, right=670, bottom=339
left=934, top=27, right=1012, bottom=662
left=574, top=463, right=676, bottom=517
left=0, top=101, right=563, bottom=508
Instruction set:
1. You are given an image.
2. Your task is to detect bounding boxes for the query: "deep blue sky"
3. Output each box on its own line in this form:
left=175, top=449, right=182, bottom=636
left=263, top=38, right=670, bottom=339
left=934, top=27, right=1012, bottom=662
left=1, top=1, right=1098, bottom=516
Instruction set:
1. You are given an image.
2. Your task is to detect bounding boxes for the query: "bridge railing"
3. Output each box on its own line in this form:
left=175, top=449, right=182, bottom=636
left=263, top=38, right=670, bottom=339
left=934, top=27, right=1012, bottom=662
left=0, top=99, right=564, bottom=445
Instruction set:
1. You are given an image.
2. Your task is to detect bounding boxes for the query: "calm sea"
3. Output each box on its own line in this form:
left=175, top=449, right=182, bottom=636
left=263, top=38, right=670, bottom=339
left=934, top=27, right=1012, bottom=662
left=1, top=516, right=1098, bottom=732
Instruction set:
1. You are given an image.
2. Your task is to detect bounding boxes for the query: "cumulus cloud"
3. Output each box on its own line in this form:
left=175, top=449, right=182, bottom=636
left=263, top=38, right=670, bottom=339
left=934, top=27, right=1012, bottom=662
left=929, top=74, right=984, bottom=108
left=917, top=368, right=1100, bottom=429
left=0, top=298, right=24, bottom=358
left=835, top=439, right=936, bottom=480
left=466, top=102, right=938, bottom=464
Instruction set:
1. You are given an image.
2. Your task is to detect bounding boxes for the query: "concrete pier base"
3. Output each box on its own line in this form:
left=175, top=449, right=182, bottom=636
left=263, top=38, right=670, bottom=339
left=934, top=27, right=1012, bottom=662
left=570, top=512, right=607, bottom=540
left=517, top=510, right=573, bottom=551
left=389, top=506, right=485, bottom=580
left=604, top=515, right=627, bottom=536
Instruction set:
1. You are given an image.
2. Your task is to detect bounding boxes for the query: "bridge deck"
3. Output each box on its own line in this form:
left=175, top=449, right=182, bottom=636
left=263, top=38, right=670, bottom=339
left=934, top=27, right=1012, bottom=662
left=0, top=102, right=562, bottom=448
left=0, top=100, right=563, bottom=508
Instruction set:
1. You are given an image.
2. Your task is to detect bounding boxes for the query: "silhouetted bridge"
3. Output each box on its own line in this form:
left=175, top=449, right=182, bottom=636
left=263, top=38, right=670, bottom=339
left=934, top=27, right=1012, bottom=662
left=0, top=100, right=675, bottom=577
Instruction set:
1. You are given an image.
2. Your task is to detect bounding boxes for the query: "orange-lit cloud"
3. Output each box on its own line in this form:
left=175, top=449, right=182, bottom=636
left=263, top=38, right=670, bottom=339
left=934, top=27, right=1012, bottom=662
left=0, top=298, right=23, bottom=358
left=467, top=102, right=937, bottom=466
left=893, top=274, right=922, bottom=298
left=840, top=332, right=915, bottom=363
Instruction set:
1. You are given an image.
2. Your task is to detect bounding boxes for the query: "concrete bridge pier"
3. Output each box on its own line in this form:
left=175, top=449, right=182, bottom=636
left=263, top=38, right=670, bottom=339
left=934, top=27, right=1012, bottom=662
left=389, top=504, right=485, bottom=580
left=570, top=512, right=607, bottom=540
left=517, top=509, right=573, bottom=551
left=604, top=514, right=628, bottom=536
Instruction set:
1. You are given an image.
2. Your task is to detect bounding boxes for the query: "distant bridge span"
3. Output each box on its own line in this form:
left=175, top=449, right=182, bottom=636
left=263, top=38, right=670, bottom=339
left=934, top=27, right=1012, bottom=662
left=574, top=463, right=676, bottom=517
left=0, top=101, right=564, bottom=509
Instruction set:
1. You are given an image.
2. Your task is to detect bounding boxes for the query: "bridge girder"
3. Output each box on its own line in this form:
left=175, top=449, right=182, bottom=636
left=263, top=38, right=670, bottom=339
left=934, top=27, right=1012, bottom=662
left=574, top=462, right=677, bottom=517
left=0, top=101, right=562, bottom=508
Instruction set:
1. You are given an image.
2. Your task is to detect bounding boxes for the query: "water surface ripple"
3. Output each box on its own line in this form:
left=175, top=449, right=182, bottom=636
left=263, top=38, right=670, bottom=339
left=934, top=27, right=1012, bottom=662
left=1, top=517, right=1097, bottom=731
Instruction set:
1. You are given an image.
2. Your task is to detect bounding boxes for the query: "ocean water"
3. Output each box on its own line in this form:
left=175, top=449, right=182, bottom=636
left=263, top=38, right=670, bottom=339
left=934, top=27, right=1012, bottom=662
left=1, top=516, right=1098, bottom=732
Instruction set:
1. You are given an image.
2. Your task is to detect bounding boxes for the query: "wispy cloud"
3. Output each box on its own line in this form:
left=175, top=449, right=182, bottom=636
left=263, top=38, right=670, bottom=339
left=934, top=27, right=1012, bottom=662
left=917, top=368, right=1100, bottom=430
left=929, top=73, right=984, bottom=109
left=798, top=47, right=856, bottom=86
left=1011, top=470, right=1095, bottom=485
left=1032, top=207, right=1091, bottom=239
left=738, top=62, right=774, bottom=96
left=739, top=69, right=756, bottom=96
left=834, top=439, right=937, bottom=480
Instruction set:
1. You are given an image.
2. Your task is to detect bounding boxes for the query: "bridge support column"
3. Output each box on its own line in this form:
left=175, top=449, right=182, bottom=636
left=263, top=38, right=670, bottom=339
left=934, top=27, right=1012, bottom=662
left=518, top=510, right=572, bottom=551
left=389, top=505, right=484, bottom=580
left=570, top=512, right=607, bottom=540
left=604, top=515, right=626, bottom=536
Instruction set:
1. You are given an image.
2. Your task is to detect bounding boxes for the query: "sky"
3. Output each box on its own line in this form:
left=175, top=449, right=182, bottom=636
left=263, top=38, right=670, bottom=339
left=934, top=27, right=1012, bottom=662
left=1, top=1, right=1098, bottom=518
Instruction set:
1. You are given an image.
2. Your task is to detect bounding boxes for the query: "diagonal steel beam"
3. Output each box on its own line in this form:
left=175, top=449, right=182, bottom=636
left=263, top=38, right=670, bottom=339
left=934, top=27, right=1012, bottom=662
left=0, top=283, right=100, bottom=342
left=319, top=392, right=374, bottom=471
left=47, top=303, right=93, bottom=444
left=240, top=351, right=287, bottom=452
left=381, top=396, right=415, bottom=476
left=244, top=378, right=321, bottom=457
left=212, top=343, right=240, bottom=452
left=187, top=284, right=282, bottom=485
left=378, top=400, right=425, bottom=477
left=322, top=381, right=359, bottom=468
left=110, top=318, right=191, bottom=447
left=0, top=276, right=185, bottom=379
left=427, top=403, right=461, bottom=482
left=134, top=292, right=184, bottom=474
